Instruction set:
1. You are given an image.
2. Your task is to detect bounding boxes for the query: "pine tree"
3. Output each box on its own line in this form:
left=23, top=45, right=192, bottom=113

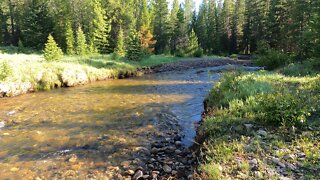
left=76, top=27, right=87, bottom=56
left=126, top=29, right=142, bottom=61
left=149, top=0, right=156, bottom=33
left=186, top=29, right=200, bottom=56
left=290, top=0, right=313, bottom=59
left=230, top=0, right=245, bottom=53
left=153, top=0, right=170, bottom=54
left=21, top=0, right=54, bottom=49
left=171, top=6, right=188, bottom=54
left=207, top=0, right=217, bottom=53
left=89, top=0, right=110, bottom=54
left=313, top=1, right=320, bottom=57
left=220, top=0, right=234, bottom=53
left=184, top=0, right=193, bottom=31
left=115, top=26, right=125, bottom=57
left=195, top=0, right=209, bottom=52
left=43, top=34, right=64, bottom=61
left=138, top=0, right=151, bottom=30
left=65, top=21, right=75, bottom=55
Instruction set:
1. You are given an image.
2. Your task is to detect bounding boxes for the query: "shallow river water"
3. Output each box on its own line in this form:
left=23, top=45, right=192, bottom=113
left=0, top=65, right=255, bottom=179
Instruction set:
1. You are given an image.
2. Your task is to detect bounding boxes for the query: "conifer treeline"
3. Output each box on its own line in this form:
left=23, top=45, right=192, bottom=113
left=0, top=0, right=319, bottom=59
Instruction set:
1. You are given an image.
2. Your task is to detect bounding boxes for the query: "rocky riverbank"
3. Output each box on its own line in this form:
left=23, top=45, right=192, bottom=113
left=103, top=111, right=199, bottom=179
left=151, top=58, right=252, bottom=72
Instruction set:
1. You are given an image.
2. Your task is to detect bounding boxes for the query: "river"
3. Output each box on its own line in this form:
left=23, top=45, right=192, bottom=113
left=0, top=65, right=256, bottom=179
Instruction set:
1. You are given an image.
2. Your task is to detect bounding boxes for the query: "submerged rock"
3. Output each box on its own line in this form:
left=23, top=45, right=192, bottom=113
left=7, top=111, right=16, bottom=116
left=0, top=121, right=5, bottom=129
left=132, top=170, right=143, bottom=180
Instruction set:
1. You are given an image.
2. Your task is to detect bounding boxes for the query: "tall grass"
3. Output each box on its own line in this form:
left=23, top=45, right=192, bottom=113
left=0, top=52, right=179, bottom=97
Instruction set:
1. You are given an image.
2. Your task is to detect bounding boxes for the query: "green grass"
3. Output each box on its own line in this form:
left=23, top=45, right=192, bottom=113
left=0, top=52, right=180, bottom=97
left=200, top=71, right=320, bottom=179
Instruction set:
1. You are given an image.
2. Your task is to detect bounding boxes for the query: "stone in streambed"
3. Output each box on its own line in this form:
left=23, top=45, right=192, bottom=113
left=163, top=164, right=172, bottom=173
left=175, top=141, right=182, bottom=146
left=126, top=170, right=135, bottom=176
left=132, top=170, right=143, bottom=180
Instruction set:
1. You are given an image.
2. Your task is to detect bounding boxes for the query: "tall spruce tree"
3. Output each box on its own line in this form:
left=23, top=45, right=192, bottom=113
left=267, top=0, right=289, bottom=50
left=169, top=0, right=180, bottom=53
left=65, top=21, right=75, bottom=55
left=126, top=28, right=142, bottom=61
left=21, top=0, right=54, bottom=49
left=184, top=0, right=193, bottom=31
left=76, top=27, right=87, bottom=55
left=220, top=0, right=234, bottom=53
left=230, top=0, right=245, bottom=53
left=115, top=26, right=125, bottom=57
left=89, top=0, right=110, bottom=54
left=195, top=0, right=209, bottom=52
left=171, top=6, right=188, bottom=54
left=207, top=0, right=217, bottom=53
left=153, top=0, right=170, bottom=54
left=138, top=0, right=151, bottom=30
left=186, top=29, right=200, bottom=56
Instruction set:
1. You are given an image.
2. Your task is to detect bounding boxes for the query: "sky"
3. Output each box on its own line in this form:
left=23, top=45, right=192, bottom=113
left=168, top=0, right=201, bottom=11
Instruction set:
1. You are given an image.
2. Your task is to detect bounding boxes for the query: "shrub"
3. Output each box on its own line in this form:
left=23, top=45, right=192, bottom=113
left=230, top=54, right=238, bottom=59
left=0, top=61, right=12, bottom=81
left=175, top=50, right=185, bottom=57
left=255, top=92, right=311, bottom=126
left=282, top=60, right=320, bottom=76
left=18, top=39, right=25, bottom=53
left=43, top=34, right=63, bottom=61
left=254, top=49, right=291, bottom=70
left=205, top=72, right=274, bottom=108
left=194, top=48, right=204, bottom=57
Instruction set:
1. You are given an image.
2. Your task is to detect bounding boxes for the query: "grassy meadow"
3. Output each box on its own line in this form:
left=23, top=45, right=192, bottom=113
left=0, top=46, right=181, bottom=97
left=198, top=69, right=320, bottom=179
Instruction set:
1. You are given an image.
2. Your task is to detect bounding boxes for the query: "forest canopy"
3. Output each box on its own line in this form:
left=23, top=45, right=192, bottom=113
left=0, top=0, right=319, bottom=60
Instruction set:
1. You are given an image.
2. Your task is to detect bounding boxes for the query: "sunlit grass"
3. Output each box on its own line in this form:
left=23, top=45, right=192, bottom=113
left=0, top=52, right=181, bottom=97
left=200, top=71, right=320, bottom=179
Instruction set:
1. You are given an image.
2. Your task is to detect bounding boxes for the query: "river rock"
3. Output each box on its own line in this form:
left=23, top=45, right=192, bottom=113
left=172, top=170, right=178, bottom=175
left=151, top=147, right=159, bottom=154
left=174, top=135, right=181, bottom=141
left=121, top=161, right=131, bottom=169
left=7, top=111, right=16, bottom=116
left=250, top=159, right=258, bottom=166
left=287, top=163, right=297, bottom=171
left=68, top=154, right=78, bottom=163
left=132, top=170, right=143, bottom=180
left=175, top=149, right=182, bottom=154
left=257, top=130, right=268, bottom=136
left=175, top=141, right=182, bottom=146
left=254, top=171, right=262, bottom=178
left=244, top=124, right=254, bottom=131
left=126, top=170, right=135, bottom=176
left=272, top=157, right=286, bottom=168
left=0, top=121, right=5, bottom=129
left=163, top=164, right=172, bottom=173
left=297, top=153, right=306, bottom=158
left=165, top=146, right=176, bottom=153
left=283, top=154, right=295, bottom=160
